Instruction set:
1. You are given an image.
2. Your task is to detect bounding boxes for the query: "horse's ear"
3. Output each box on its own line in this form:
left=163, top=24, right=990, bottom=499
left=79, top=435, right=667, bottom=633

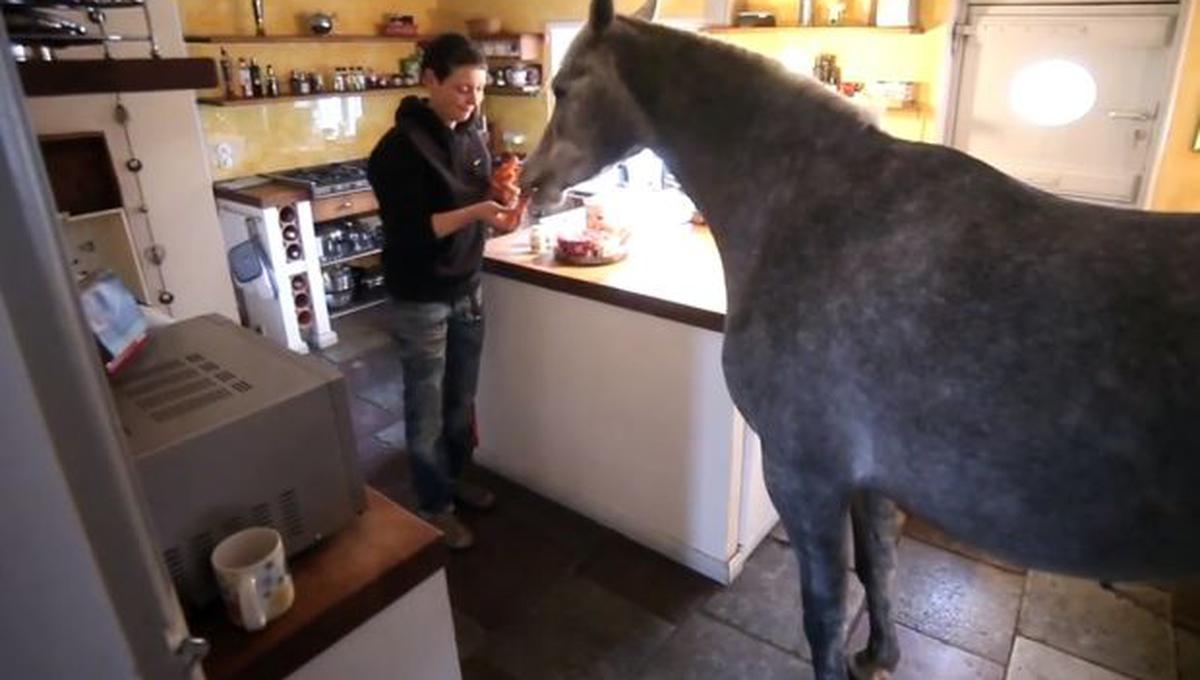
left=631, top=0, right=660, bottom=21
left=589, top=0, right=615, bottom=30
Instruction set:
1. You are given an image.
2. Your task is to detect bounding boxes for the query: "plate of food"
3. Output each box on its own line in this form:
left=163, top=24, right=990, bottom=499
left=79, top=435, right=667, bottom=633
left=554, top=225, right=630, bottom=266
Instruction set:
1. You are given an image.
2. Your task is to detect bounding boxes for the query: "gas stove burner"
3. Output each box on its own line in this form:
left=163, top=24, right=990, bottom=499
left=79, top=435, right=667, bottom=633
left=267, top=160, right=370, bottom=198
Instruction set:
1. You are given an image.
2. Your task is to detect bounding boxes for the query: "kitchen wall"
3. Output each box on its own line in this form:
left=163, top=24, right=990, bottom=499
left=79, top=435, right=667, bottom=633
left=427, top=0, right=707, bottom=154
left=711, top=0, right=954, bottom=143
left=178, top=0, right=437, bottom=179
left=27, top=0, right=238, bottom=320
left=438, top=0, right=950, bottom=153
left=1151, top=0, right=1200, bottom=212
left=184, top=1, right=702, bottom=177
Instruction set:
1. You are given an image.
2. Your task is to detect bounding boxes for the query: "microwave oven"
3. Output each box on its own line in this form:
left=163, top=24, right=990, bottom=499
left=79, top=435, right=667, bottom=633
left=109, top=314, right=365, bottom=606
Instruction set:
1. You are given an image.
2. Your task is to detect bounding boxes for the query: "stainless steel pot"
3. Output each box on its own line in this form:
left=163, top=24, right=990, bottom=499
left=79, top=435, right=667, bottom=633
left=323, top=265, right=355, bottom=293
left=325, top=289, right=354, bottom=309
left=318, top=227, right=348, bottom=261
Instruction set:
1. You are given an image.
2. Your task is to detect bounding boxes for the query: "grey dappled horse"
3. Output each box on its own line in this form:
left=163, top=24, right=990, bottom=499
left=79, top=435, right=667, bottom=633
left=519, top=1, right=1200, bottom=678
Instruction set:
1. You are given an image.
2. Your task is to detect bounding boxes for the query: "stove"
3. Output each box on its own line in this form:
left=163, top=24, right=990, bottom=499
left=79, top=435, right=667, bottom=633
left=267, top=160, right=371, bottom=198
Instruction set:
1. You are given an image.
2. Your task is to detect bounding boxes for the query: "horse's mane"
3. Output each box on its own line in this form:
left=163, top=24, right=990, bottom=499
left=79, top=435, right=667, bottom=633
left=615, top=16, right=879, bottom=130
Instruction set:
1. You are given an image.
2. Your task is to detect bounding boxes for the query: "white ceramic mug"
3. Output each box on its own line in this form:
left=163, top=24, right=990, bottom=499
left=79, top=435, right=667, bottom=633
left=211, top=527, right=295, bottom=631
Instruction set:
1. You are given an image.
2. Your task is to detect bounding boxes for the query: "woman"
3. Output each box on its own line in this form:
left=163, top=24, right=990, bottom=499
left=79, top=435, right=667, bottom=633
left=367, top=33, right=521, bottom=549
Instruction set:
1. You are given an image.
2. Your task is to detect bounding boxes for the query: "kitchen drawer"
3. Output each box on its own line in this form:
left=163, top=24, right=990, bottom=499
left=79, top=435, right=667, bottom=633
left=313, top=191, right=379, bottom=222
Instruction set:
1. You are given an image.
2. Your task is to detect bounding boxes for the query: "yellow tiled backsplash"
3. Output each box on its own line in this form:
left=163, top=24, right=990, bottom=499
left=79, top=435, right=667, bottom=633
left=202, top=91, right=409, bottom=179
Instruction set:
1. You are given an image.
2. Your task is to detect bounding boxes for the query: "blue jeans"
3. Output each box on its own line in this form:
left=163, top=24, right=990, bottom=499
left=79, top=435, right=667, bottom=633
left=392, top=284, right=484, bottom=514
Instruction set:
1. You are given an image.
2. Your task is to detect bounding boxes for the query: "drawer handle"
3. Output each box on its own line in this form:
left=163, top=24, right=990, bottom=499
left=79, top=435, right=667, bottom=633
left=338, top=200, right=354, bottom=210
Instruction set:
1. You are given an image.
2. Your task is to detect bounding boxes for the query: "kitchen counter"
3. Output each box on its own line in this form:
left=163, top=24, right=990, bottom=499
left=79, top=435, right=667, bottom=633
left=477, top=221, right=776, bottom=585
left=214, top=178, right=310, bottom=210
left=193, top=487, right=454, bottom=680
left=483, top=224, right=727, bottom=332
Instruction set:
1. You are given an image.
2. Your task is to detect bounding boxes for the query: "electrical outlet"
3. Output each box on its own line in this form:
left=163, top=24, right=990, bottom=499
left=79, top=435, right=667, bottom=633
left=213, top=142, right=235, bottom=170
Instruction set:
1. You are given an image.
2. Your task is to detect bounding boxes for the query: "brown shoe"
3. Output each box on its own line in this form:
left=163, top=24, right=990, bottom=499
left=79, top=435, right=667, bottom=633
left=422, top=509, right=475, bottom=550
left=454, top=481, right=496, bottom=510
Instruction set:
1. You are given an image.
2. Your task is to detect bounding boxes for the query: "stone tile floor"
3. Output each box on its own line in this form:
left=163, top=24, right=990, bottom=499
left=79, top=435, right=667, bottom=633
left=324, top=309, right=1198, bottom=680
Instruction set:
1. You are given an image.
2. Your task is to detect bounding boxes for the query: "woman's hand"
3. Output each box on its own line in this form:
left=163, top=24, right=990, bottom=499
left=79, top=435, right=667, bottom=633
left=474, top=200, right=524, bottom=232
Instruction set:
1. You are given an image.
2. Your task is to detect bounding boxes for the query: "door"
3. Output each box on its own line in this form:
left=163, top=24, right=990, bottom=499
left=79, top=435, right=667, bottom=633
left=951, top=4, right=1178, bottom=205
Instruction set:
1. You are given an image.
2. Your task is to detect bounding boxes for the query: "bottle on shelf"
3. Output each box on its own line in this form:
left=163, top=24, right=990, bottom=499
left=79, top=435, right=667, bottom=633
left=332, top=67, right=345, bottom=93
left=292, top=70, right=310, bottom=95
left=219, top=47, right=234, bottom=99
left=238, top=57, right=252, bottom=99
left=266, top=64, right=280, bottom=97
left=249, top=58, right=264, bottom=98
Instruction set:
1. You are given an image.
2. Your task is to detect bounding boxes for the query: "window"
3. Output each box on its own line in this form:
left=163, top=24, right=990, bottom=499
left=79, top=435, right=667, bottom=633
left=1009, top=59, right=1097, bottom=127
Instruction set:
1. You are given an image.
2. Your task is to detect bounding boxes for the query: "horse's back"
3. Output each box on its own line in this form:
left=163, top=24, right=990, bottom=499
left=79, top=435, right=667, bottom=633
left=729, top=138, right=1200, bottom=580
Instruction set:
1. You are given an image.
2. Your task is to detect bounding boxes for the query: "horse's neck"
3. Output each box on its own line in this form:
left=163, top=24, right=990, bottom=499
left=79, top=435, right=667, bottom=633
left=614, top=22, right=882, bottom=293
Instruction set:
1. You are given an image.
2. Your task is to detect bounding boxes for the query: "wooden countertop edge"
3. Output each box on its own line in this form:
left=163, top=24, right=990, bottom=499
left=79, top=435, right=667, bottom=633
left=482, top=256, right=726, bottom=333
left=219, top=542, right=447, bottom=679
left=214, top=182, right=311, bottom=210
left=199, top=489, right=448, bottom=680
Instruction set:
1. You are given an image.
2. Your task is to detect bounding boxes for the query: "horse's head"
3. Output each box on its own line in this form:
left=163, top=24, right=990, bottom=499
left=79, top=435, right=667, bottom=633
left=520, top=0, right=659, bottom=205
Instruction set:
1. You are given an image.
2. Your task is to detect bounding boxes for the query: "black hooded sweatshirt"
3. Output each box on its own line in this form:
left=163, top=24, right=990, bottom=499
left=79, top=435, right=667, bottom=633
left=367, top=96, right=491, bottom=302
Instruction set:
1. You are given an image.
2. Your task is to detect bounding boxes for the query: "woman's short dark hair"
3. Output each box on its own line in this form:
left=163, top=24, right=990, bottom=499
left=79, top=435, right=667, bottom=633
left=420, top=33, right=486, bottom=81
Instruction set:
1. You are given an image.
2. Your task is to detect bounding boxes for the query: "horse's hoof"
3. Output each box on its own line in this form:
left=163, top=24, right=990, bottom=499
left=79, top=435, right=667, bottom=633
left=848, top=650, right=893, bottom=680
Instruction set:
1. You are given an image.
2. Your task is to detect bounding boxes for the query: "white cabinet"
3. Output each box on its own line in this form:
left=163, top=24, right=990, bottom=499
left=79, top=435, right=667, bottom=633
left=476, top=274, right=777, bottom=583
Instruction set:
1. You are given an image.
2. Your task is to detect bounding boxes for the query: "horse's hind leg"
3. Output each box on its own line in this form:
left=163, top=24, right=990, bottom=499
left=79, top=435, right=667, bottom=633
left=849, top=491, right=901, bottom=678
left=765, top=457, right=852, bottom=680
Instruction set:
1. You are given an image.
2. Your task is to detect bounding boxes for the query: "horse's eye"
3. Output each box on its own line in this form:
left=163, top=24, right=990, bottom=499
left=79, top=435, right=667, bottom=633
left=553, top=85, right=567, bottom=100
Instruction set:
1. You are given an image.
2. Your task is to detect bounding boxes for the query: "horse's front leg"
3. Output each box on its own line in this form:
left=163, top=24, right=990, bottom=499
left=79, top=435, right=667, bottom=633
left=764, top=453, right=852, bottom=680
left=849, top=491, right=901, bottom=678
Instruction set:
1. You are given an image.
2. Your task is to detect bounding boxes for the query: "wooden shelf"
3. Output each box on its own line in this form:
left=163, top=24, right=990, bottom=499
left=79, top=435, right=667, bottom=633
left=184, top=34, right=429, bottom=44
left=703, top=24, right=923, bottom=34
left=486, top=85, right=541, bottom=97
left=321, top=248, right=381, bottom=268
left=471, top=32, right=545, bottom=40
left=198, top=87, right=421, bottom=106
left=19, top=58, right=217, bottom=96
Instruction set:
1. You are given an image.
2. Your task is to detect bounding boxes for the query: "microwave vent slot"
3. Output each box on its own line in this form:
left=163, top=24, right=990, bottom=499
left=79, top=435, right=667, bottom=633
left=119, top=354, right=255, bottom=423
left=149, top=389, right=232, bottom=422
left=134, top=376, right=217, bottom=411
left=117, top=358, right=184, bottom=384
left=188, top=531, right=216, bottom=574
left=279, top=488, right=305, bottom=538
left=221, top=515, right=248, bottom=537
left=122, top=367, right=201, bottom=398
left=163, top=546, right=187, bottom=586
left=250, top=502, right=275, bottom=531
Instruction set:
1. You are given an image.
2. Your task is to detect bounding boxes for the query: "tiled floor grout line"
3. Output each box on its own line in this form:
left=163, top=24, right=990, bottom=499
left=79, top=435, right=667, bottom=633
left=694, top=607, right=814, bottom=662
left=1005, top=569, right=1031, bottom=674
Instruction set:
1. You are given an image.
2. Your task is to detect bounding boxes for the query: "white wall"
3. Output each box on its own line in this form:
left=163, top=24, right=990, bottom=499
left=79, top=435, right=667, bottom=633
left=0, top=292, right=140, bottom=678
left=23, top=0, right=237, bottom=321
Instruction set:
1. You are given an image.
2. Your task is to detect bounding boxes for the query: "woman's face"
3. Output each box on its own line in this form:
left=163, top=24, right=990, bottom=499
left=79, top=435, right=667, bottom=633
left=425, top=64, right=487, bottom=126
